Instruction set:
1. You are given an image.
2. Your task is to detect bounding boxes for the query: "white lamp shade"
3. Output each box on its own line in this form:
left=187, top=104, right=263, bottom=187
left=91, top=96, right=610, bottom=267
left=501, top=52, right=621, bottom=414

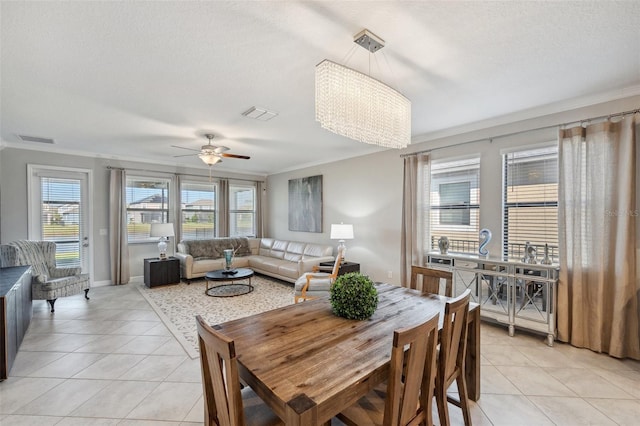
left=330, top=223, right=354, bottom=240
left=150, top=223, right=175, bottom=238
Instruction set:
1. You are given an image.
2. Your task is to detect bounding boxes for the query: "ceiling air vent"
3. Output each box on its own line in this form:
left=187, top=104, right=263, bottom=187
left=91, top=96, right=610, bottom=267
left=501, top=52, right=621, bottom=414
left=18, top=135, right=55, bottom=144
left=242, top=106, right=278, bottom=121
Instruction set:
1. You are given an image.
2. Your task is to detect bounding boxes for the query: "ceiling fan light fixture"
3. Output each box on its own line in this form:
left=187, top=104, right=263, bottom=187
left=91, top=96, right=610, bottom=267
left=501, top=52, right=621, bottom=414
left=172, top=133, right=249, bottom=166
left=198, top=153, right=222, bottom=165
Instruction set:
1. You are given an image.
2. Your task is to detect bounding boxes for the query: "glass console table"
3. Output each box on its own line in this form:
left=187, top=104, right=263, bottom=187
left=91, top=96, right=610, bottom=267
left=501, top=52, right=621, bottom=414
left=427, top=252, right=559, bottom=346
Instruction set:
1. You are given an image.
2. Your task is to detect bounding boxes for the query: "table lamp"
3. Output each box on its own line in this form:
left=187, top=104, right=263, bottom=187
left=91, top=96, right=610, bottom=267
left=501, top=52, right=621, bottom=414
left=150, top=223, right=175, bottom=259
left=330, top=223, right=354, bottom=261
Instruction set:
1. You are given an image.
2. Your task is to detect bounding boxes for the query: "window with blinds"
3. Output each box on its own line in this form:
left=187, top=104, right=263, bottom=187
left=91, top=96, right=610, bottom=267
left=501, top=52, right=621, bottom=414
left=229, top=183, right=256, bottom=237
left=502, top=145, right=558, bottom=261
left=430, top=157, right=480, bottom=253
left=40, top=177, right=82, bottom=267
left=126, top=177, right=171, bottom=242
left=180, top=180, right=217, bottom=240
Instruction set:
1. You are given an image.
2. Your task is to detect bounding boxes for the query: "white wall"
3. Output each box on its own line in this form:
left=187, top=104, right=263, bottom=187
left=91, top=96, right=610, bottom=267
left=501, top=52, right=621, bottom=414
left=267, top=96, right=640, bottom=285
left=267, top=149, right=404, bottom=283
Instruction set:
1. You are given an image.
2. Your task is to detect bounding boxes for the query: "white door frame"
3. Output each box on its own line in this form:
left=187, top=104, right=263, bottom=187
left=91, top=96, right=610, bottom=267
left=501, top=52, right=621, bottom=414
left=27, top=164, right=94, bottom=282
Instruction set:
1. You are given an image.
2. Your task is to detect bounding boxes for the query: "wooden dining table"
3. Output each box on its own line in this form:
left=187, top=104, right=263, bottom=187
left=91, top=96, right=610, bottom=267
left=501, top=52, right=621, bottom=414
left=214, top=282, right=481, bottom=425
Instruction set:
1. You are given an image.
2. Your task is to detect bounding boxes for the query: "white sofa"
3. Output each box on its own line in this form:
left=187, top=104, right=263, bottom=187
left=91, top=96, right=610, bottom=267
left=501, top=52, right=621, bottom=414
left=175, top=237, right=334, bottom=283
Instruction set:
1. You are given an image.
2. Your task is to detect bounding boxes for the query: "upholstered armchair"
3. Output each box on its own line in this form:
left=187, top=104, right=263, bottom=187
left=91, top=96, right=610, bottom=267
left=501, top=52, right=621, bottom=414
left=8, top=240, right=90, bottom=312
left=0, top=244, right=18, bottom=268
left=294, top=248, right=343, bottom=303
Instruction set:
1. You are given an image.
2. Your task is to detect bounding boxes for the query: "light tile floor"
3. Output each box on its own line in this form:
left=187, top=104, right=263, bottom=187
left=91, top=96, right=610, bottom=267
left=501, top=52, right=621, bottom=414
left=1, top=282, right=639, bottom=425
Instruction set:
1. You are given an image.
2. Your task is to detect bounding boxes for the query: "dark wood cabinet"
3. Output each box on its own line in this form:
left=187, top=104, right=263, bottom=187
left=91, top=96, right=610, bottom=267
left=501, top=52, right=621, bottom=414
left=144, top=257, right=180, bottom=288
left=1, top=266, right=32, bottom=380
left=319, top=261, right=360, bottom=276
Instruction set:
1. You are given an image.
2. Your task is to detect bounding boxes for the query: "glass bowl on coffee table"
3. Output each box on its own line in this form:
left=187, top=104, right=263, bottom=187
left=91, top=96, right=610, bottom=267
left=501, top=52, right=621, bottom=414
left=204, top=267, right=254, bottom=297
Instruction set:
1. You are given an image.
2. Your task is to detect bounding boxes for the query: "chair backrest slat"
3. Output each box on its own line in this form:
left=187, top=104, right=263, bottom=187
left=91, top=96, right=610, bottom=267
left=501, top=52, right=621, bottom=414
left=384, top=311, right=440, bottom=426
left=410, top=265, right=453, bottom=296
left=196, top=315, right=245, bottom=426
left=439, top=289, right=471, bottom=386
left=330, top=247, right=345, bottom=277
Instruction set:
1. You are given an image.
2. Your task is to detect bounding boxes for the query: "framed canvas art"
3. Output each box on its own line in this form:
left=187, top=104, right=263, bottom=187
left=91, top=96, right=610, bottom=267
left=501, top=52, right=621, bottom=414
left=288, top=175, right=322, bottom=232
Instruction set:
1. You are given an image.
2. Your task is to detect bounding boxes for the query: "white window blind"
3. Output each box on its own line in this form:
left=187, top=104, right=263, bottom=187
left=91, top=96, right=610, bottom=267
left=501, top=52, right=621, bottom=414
left=229, top=183, right=256, bottom=237
left=430, top=157, right=480, bottom=253
left=126, top=177, right=171, bottom=242
left=180, top=180, right=217, bottom=240
left=503, top=146, right=558, bottom=261
left=40, top=177, right=82, bottom=267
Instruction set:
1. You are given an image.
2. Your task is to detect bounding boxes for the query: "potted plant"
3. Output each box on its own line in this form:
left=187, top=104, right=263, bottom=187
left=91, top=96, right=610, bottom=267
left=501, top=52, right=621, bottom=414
left=329, top=272, right=378, bottom=320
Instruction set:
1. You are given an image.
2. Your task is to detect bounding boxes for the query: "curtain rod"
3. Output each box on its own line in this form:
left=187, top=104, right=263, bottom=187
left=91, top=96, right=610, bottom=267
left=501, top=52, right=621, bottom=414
left=106, top=166, right=264, bottom=183
left=400, top=107, right=639, bottom=158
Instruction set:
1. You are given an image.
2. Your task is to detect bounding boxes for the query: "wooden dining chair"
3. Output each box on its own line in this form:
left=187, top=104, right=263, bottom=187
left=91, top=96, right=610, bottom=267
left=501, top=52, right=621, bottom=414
left=195, top=315, right=284, bottom=426
left=294, top=247, right=344, bottom=303
left=410, top=265, right=453, bottom=296
left=336, top=310, right=440, bottom=426
left=435, top=289, right=472, bottom=426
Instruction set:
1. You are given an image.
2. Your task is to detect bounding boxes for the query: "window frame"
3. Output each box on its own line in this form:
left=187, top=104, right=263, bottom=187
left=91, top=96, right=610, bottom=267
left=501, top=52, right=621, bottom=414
left=228, top=181, right=257, bottom=237
left=429, top=156, right=481, bottom=254
left=502, top=144, right=559, bottom=261
left=179, top=178, right=218, bottom=240
left=125, top=175, right=172, bottom=243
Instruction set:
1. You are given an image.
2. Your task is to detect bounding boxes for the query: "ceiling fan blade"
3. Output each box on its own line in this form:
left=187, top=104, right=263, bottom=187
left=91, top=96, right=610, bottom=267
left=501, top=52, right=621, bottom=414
left=171, top=145, right=200, bottom=152
left=173, top=153, right=199, bottom=158
left=221, top=153, right=250, bottom=159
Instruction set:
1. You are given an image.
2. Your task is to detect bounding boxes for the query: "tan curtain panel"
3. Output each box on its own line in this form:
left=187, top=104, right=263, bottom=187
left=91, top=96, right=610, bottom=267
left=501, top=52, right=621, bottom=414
left=401, top=153, right=430, bottom=285
left=109, top=168, right=130, bottom=285
left=218, top=178, right=229, bottom=237
left=558, top=114, right=639, bottom=360
left=255, top=181, right=265, bottom=238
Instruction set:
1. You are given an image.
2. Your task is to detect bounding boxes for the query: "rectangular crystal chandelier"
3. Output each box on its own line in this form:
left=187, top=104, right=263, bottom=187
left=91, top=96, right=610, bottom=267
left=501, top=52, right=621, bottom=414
left=315, top=31, right=411, bottom=149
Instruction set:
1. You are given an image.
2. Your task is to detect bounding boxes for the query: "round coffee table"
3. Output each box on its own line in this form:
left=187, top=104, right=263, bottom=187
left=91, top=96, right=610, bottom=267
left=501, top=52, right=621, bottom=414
left=205, top=268, right=254, bottom=297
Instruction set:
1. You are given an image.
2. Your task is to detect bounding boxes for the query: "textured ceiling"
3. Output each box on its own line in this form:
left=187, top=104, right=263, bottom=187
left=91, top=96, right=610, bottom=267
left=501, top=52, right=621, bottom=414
left=1, top=1, right=639, bottom=176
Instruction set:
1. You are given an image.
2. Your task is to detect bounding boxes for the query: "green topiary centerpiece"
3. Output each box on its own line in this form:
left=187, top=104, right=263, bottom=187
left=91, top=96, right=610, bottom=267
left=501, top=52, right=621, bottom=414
left=329, top=272, right=379, bottom=320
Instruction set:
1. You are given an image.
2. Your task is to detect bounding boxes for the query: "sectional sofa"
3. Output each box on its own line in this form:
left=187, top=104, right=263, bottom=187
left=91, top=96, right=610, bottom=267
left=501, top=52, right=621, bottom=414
left=175, top=237, right=334, bottom=283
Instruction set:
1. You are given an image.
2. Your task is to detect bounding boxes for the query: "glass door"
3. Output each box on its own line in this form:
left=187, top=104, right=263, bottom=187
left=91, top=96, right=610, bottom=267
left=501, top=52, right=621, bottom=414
left=28, top=165, right=92, bottom=274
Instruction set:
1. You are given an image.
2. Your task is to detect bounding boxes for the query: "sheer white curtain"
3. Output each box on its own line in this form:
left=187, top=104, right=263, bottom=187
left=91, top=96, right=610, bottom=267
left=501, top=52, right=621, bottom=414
left=558, top=114, right=639, bottom=359
left=401, top=153, right=430, bottom=285
left=109, top=168, right=130, bottom=285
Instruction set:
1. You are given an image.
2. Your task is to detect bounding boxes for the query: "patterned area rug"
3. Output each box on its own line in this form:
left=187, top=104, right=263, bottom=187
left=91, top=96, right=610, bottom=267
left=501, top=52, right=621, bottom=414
left=137, top=274, right=295, bottom=358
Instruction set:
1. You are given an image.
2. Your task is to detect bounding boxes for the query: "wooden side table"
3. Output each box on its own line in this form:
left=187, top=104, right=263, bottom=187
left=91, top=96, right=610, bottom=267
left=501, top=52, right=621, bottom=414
left=144, top=257, right=180, bottom=288
left=319, top=261, right=360, bottom=276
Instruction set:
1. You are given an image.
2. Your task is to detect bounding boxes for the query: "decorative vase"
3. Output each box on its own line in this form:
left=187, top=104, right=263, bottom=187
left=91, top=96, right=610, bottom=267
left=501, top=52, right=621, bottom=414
left=438, top=236, right=449, bottom=254
left=223, top=249, right=233, bottom=270
left=523, top=242, right=537, bottom=264
left=478, top=228, right=492, bottom=257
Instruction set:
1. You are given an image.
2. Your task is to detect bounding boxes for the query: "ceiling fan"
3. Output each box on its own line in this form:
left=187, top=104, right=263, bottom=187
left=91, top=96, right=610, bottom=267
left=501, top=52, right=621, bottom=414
left=172, top=134, right=250, bottom=166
